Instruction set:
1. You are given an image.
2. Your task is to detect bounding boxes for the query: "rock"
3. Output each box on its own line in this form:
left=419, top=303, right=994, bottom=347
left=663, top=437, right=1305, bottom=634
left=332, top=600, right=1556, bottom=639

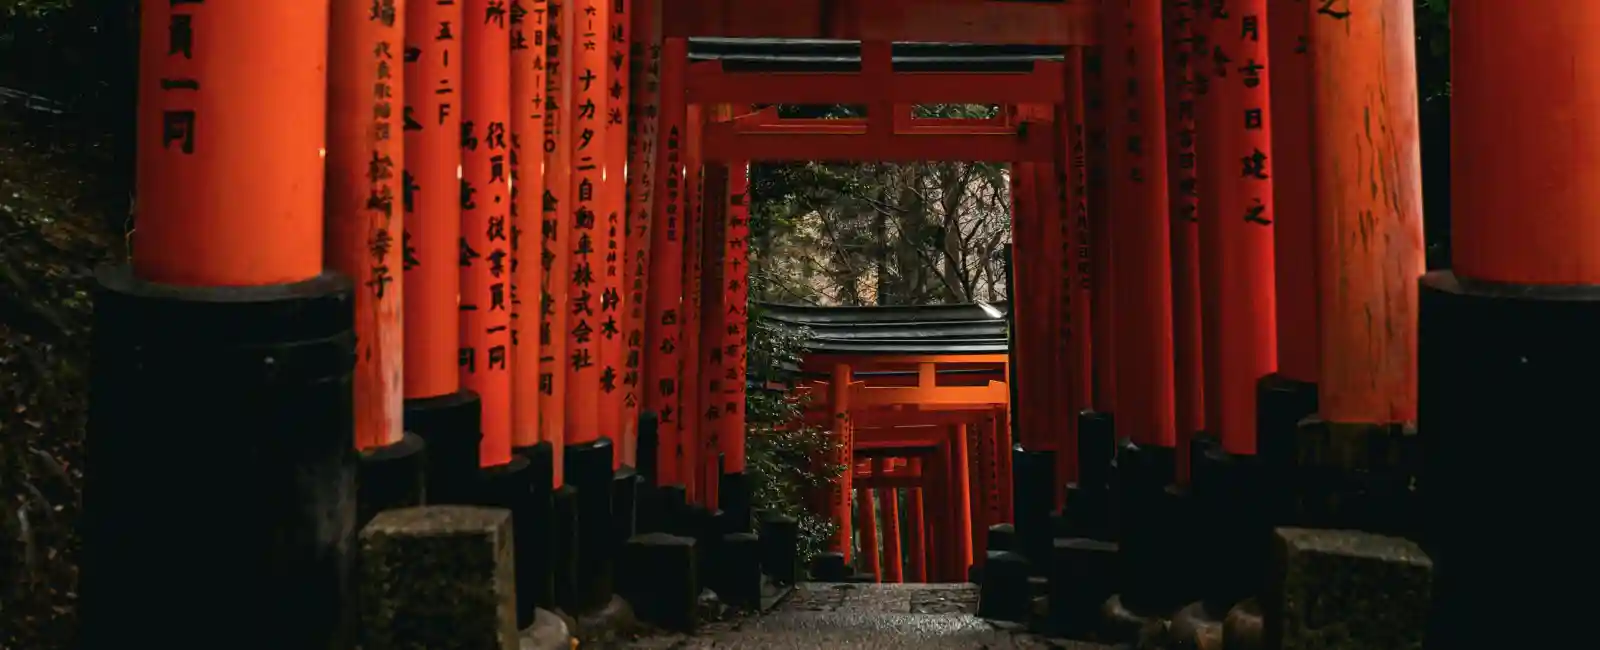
left=1265, top=528, right=1433, bottom=650
left=358, top=506, right=518, bottom=650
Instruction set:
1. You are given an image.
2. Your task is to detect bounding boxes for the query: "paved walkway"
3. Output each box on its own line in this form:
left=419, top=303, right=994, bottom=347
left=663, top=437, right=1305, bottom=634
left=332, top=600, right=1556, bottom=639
left=618, top=583, right=1114, bottom=650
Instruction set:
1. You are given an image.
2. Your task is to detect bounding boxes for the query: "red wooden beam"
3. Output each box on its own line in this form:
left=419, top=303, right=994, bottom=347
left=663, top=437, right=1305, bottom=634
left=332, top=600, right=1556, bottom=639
left=701, top=124, right=1055, bottom=162
left=661, top=0, right=1100, bottom=45
left=687, top=61, right=1066, bottom=105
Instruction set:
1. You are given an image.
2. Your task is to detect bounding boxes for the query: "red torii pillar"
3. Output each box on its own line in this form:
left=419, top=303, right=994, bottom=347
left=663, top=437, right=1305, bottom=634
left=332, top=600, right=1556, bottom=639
left=90, top=1, right=353, bottom=643
left=1163, top=0, right=1205, bottom=480
left=401, top=0, right=481, bottom=503
left=1197, top=0, right=1278, bottom=458
left=566, top=0, right=608, bottom=454
left=511, top=0, right=550, bottom=462
left=856, top=479, right=881, bottom=582
left=678, top=103, right=704, bottom=502
left=624, top=0, right=662, bottom=472
left=541, top=0, right=573, bottom=487
left=1257, top=0, right=1321, bottom=438
left=907, top=457, right=928, bottom=583
left=327, top=0, right=406, bottom=463
left=599, top=0, right=632, bottom=466
left=1105, top=0, right=1178, bottom=455
left=827, top=364, right=854, bottom=560
left=645, top=37, right=689, bottom=484
left=877, top=456, right=903, bottom=583
left=462, top=0, right=514, bottom=471
left=1424, top=3, right=1594, bottom=645
left=948, top=423, right=974, bottom=581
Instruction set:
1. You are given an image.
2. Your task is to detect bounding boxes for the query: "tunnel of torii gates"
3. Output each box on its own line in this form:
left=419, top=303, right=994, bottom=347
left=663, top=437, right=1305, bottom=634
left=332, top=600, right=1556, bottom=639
left=82, top=0, right=1583, bottom=645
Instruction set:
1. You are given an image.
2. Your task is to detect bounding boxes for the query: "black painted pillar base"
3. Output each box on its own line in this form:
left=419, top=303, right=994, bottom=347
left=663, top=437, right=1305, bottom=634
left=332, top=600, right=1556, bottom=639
left=357, top=431, right=427, bottom=526
left=1186, top=434, right=1268, bottom=611
left=563, top=438, right=616, bottom=615
left=1076, top=410, right=1117, bottom=490
left=512, top=442, right=559, bottom=612
left=477, top=455, right=537, bottom=628
left=1417, top=270, right=1597, bottom=649
left=810, top=551, right=849, bottom=582
left=636, top=412, right=660, bottom=487
left=1011, top=446, right=1056, bottom=571
left=612, top=466, right=640, bottom=547
left=82, top=268, right=357, bottom=650
left=403, top=390, right=485, bottom=505
left=1111, top=441, right=1183, bottom=616
left=718, top=471, right=752, bottom=533
left=1254, top=373, right=1318, bottom=528
left=551, top=485, right=581, bottom=614
left=757, top=511, right=800, bottom=585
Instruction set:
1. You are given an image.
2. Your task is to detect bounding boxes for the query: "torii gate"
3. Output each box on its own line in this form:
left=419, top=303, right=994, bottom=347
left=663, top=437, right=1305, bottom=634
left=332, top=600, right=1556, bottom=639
left=764, top=301, right=1010, bottom=583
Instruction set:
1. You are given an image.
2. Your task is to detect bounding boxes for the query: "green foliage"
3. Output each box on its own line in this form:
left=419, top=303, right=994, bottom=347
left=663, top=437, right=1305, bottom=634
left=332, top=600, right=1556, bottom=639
left=742, top=306, right=842, bottom=565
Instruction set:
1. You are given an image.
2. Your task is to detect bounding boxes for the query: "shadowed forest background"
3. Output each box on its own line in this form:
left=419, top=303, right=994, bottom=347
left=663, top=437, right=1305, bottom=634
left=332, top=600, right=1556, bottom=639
left=0, top=1, right=1449, bottom=646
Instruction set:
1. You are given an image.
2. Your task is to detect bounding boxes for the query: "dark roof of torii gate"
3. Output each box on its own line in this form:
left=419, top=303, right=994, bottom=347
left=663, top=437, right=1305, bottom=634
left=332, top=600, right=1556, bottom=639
left=756, top=301, right=1010, bottom=356
left=687, top=38, right=1064, bottom=72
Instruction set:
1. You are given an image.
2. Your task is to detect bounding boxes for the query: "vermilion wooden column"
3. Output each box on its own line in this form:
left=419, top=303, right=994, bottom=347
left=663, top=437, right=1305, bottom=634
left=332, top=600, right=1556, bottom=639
left=828, top=364, right=854, bottom=560
left=678, top=105, right=704, bottom=501
left=966, top=413, right=992, bottom=544
left=878, top=468, right=902, bottom=582
left=1010, top=159, right=1043, bottom=451
left=1163, top=0, right=1205, bottom=479
left=928, top=439, right=951, bottom=581
left=950, top=423, right=974, bottom=580
left=1030, top=151, right=1070, bottom=488
left=402, top=0, right=473, bottom=491
left=462, top=0, right=514, bottom=467
left=624, top=0, right=662, bottom=463
left=540, top=0, right=573, bottom=485
left=856, top=485, right=881, bottom=581
left=1106, top=0, right=1178, bottom=449
left=511, top=0, right=549, bottom=454
left=720, top=163, right=751, bottom=474
left=696, top=157, right=728, bottom=506
left=1058, top=51, right=1093, bottom=484
left=1084, top=44, right=1117, bottom=415
left=565, top=0, right=608, bottom=446
left=599, top=0, right=631, bottom=462
left=1267, top=0, right=1319, bottom=388
left=645, top=37, right=688, bottom=484
left=1197, top=0, right=1278, bottom=455
left=995, top=405, right=1014, bottom=521
left=907, top=458, right=928, bottom=582
left=1310, top=0, right=1422, bottom=436
left=966, top=417, right=986, bottom=565
left=328, top=0, right=404, bottom=453
left=1427, top=4, right=1589, bottom=644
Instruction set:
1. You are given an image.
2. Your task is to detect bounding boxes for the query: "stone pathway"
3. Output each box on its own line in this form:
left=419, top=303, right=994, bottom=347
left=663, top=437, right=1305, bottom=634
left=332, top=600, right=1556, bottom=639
left=615, top=583, right=1114, bottom=650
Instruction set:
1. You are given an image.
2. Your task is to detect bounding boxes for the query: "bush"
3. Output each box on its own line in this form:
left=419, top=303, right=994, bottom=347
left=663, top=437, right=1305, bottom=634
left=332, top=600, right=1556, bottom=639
left=742, top=309, right=841, bottom=565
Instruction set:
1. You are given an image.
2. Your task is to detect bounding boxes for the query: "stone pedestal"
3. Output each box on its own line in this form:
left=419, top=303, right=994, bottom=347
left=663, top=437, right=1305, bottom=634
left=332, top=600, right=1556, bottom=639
left=1265, top=528, right=1432, bottom=650
left=358, top=506, right=518, bottom=650
left=977, top=550, right=1033, bottom=623
left=757, top=511, right=800, bottom=585
left=1048, top=537, right=1119, bottom=639
left=619, top=533, right=699, bottom=632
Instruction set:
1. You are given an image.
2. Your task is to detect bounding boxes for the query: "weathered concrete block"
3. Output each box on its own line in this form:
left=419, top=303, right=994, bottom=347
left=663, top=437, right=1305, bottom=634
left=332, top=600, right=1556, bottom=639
left=619, top=533, right=699, bottom=633
left=1048, top=537, right=1119, bottom=639
left=977, top=550, right=1032, bottom=623
left=1265, top=528, right=1432, bottom=650
left=359, top=506, right=518, bottom=650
